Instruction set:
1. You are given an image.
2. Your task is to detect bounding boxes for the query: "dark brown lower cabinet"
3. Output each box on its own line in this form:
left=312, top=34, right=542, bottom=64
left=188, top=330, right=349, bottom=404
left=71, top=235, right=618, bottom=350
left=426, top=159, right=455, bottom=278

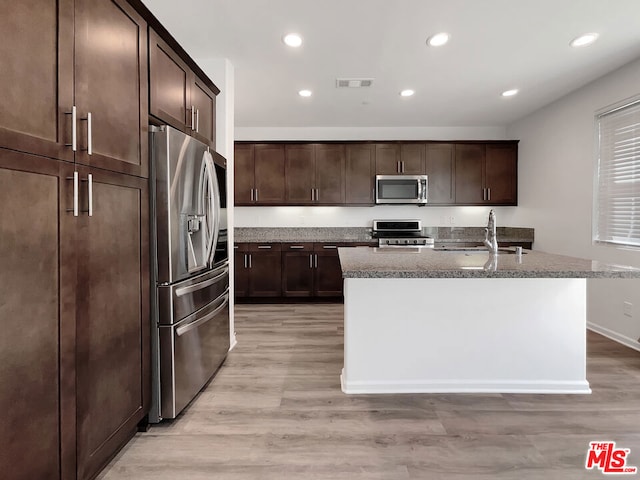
left=0, top=150, right=73, bottom=480
left=282, top=244, right=315, bottom=297
left=75, top=167, right=150, bottom=480
left=234, top=243, right=282, bottom=298
left=236, top=242, right=362, bottom=301
left=0, top=149, right=150, bottom=480
left=314, top=244, right=343, bottom=297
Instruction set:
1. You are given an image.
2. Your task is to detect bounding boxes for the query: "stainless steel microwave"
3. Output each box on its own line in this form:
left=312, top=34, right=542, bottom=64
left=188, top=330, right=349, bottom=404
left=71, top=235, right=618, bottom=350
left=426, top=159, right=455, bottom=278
left=375, top=175, right=428, bottom=205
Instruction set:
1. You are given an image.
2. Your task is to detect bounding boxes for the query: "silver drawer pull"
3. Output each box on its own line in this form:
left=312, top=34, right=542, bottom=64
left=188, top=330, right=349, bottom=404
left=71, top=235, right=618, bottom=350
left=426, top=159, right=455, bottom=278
left=290, top=245, right=305, bottom=249
left=323, top=245, right=337, bottom=249
left=175, top=266, right=229, bottom=297
left=257, top=245, right=272, bottom=249
left=176, top=292, right=229, bottom=337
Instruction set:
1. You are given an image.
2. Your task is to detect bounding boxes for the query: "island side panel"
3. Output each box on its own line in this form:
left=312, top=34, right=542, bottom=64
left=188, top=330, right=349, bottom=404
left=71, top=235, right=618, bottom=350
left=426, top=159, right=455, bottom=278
left=342, top=277, right=590, bottom=394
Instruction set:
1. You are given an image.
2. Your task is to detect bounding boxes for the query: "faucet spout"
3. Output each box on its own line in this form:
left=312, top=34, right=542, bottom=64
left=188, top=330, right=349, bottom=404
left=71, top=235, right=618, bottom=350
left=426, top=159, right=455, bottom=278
left=483, top=209, right=498, bottom=254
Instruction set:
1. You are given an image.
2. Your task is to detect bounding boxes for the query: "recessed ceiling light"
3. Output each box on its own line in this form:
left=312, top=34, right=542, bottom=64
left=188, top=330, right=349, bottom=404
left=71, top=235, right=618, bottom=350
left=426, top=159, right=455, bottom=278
left=400, top=89, right=415, bottom=97
left=298, top=89, right=312, bottom=97
left=501, top=89, right=519, bottom=97
left=570, top=33, right=599, bottom=47
left=283, top=33, right=303, bottom=48
left=427, top=32, right=450, bottom=47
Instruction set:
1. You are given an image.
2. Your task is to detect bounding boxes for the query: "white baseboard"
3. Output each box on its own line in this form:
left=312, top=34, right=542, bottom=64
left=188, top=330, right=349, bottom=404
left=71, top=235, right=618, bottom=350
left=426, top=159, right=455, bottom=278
left=587, top=322, right=640, bottom=353
left=340, top=369, right=591, bottom=395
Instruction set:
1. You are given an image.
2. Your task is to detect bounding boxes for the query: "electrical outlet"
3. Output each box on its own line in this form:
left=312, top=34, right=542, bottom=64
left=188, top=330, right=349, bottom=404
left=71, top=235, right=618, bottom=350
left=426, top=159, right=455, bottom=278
left=623, top=301, right=633, bottom=317
left=449, top=216, right=455, bottom=225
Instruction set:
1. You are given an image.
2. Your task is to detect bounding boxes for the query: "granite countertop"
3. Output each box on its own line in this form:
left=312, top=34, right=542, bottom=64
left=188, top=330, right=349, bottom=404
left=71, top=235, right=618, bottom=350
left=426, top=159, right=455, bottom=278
left=234, top=227, right=534, bottom=244
left=234, top=227, right=374, bottom=243
left=338, top=246, right=640, bottom=279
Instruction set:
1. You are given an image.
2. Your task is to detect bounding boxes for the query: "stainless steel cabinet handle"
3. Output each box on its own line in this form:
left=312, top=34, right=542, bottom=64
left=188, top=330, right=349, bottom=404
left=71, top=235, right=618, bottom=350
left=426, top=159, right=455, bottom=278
left=311, top=189, right=314, bottom=201
left=314, top=254, right=318, bottom=268
left=255, top=189, right=258, bottom=202
left=87, top=112, right=92, bottom=155
left=290, top=245, right=305, bottom=249
left=323, top=245, right=337, bottom=249
left=248, top=254, right=252, bottom=268
left=250, top=188, right=254, bottom=202
left=65, top=106, right=77, bottom=151
left=397, top=161, right=400, bottom=173
left=195, top=108, right=199, bottom=133
left=257, top=245, right=272, bottom=249
left=316, top=188, right=319, bottom=202
left=309, top=254, right=313, bottom=268
left=190, top=105, right=196, bottom=130
left=175, top=267, right=229, bottom=297
left=87, top=173, right=93, bottom=216
left=482, top=188, right=486, bottom=201
left=401, top=161, right=405, bottom=173
left=243, top=254, right=247, bottom=268
left=71, top=171, right=79, bottom=216
left=487, top=188, right=491, bottom=201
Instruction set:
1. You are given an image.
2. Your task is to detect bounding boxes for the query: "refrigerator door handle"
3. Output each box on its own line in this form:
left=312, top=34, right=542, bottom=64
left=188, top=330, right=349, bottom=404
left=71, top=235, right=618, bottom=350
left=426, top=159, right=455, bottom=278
left=202, top=151, right=219, bottom=267
left=176, top=291, right=229, bottom=337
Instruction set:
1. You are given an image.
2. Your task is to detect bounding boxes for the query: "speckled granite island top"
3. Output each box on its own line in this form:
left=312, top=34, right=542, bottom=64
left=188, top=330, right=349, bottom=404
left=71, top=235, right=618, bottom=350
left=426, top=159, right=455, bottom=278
left=338, top=247, right=640, bottom=279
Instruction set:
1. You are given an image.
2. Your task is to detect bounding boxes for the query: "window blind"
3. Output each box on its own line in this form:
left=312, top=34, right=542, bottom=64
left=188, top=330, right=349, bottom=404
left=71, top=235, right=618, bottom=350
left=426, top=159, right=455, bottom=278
left=595, top=99, right=640, bottom=247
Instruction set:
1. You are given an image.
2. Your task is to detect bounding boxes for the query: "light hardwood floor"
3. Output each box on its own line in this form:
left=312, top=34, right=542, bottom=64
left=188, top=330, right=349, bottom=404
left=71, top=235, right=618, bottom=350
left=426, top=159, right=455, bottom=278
left=98, top=304, right=640, bottom=479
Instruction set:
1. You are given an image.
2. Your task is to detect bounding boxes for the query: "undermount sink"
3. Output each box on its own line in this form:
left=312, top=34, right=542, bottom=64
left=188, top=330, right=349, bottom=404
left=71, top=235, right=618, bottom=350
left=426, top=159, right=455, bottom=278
left=434, top=247, right=527, bottom=255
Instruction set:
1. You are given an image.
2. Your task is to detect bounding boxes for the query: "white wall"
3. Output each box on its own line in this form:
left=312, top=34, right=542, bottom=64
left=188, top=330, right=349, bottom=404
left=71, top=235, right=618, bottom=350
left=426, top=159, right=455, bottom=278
left=235, top=125, right=511, bottom=228
left=507, top=57, right=640, bottom=350
left=196, top=58, right=237, bottom=349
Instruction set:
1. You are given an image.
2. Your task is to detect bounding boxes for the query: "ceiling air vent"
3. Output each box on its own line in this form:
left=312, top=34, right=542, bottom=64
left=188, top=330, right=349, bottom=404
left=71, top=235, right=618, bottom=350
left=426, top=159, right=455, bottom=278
left=336, top=78, right=374, bottom=88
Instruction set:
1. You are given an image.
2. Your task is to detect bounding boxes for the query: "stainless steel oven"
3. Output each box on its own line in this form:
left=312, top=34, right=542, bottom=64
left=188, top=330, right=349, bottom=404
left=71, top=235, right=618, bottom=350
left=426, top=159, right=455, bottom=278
left=375, top=175, right=428, bottom=204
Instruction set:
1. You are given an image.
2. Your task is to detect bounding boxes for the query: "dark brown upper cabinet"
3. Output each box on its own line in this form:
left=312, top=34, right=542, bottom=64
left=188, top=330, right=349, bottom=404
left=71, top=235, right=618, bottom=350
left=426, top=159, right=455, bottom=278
left=345, top=144, right=375, bottom=204
left=0, top=0, right=148, bottom=178
left=485, top=144, right=518, bottom=205
left=425, top=144, right=455, bottom=204
left=399, top=144, right=426, bottom=174
left=149, top=29, right=217, bottom=148
left=234, top=144, right=286, bottom=205
left=375, top=143, right=423, bottom=175
left=285, top=144, right=345, bottom=205
left=455, top=143, right=517, bottom=205
left=235, top=141, right=517, bottom=207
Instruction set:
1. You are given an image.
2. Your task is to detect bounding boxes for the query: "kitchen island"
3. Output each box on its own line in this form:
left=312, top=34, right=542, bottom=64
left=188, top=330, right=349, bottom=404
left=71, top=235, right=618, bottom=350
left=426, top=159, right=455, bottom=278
left=338, top=247, right=640, bottom=395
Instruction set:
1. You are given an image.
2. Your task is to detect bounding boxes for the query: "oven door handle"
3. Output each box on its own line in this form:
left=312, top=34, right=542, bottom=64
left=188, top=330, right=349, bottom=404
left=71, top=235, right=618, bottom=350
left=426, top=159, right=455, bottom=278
left=175, top=266, right=229, bottom=297
left=176, top=291, right=229, bottom=337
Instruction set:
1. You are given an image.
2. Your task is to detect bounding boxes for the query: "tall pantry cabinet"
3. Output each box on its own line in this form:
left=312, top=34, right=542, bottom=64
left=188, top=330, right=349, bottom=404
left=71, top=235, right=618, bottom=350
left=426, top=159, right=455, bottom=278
left=0, top=1, right=150, bottom=480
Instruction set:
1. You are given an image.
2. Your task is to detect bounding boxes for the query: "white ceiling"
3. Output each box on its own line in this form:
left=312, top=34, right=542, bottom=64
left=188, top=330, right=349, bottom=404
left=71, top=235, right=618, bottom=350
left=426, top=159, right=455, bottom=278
left=143, top=0, right=640, bottom=128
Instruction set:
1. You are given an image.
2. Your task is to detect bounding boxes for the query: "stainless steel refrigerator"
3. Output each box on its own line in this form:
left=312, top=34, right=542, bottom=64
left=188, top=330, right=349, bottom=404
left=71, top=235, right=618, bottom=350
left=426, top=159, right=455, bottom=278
left=149, top=125, right=229, bottom=422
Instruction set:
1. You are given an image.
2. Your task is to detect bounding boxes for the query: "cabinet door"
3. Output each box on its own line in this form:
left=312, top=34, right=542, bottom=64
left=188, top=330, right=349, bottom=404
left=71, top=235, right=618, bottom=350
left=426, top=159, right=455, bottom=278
left=314, top=244, right=343, bottom=297
left=400, top=144, right=425, bottom=174
left=315, top=144, right=345, bottom=204
left=375, top=144, right=401, bottom=174
left=285, top=144, right=315, bottom=204
left=282, top=244, right=314, bottom=297
left=455, top=144, right=485, bottom=204
left=248, top=245, right=282, bottom=296
left=0, top=152, right=74, bottom=480
left=234, top=144, right=255, bottom=205
left=234, top=244, right=249, bottom=298
left=74, top=0, right=148, bottom=178
left=149, top=29, right=189, bottom=131
left=345, top=144, right=375, bottom=204
left=75, top=168, right=149, bottom=480
left=254, top=145, right=286, bottom=204
left=486, top=144, right=517, bottom=205
left=0, top=0, right=74, bottom=163
left=191, top=77, right=216, bottom=148
left=426, top=144, right=455, bottom=204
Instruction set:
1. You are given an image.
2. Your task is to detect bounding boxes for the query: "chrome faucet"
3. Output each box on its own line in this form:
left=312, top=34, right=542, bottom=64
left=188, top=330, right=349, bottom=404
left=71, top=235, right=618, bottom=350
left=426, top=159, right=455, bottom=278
left=483, top=209, right=498, bottom=254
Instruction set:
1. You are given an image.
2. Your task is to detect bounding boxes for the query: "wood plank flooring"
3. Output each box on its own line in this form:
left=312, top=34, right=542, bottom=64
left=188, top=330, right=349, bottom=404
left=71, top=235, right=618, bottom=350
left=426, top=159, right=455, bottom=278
left=98, top=304, right=640, bottom=479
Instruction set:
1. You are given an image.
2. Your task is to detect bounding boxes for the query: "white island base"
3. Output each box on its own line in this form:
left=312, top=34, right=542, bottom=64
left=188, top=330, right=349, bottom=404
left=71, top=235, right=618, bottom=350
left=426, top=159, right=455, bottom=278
left=341, top=277, right=591, bottom=395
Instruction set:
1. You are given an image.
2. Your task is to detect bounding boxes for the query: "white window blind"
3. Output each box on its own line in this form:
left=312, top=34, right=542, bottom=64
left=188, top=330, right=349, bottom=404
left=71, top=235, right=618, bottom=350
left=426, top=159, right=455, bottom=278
left=595, top=98, right=640, bottom=247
